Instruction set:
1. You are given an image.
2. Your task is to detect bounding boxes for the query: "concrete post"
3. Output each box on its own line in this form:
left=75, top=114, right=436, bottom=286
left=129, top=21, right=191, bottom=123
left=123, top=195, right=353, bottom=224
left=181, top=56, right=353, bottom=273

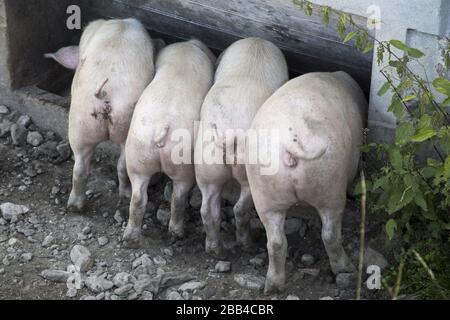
left=0, top=0, right=10, bottom=89
left=311, top=0, right=450, bottom=141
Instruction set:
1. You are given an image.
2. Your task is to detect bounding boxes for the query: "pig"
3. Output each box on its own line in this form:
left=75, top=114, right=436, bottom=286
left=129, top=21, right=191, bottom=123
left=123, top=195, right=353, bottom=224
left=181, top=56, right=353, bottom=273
left=246, top=71, right=367, bottom=294
left=45, top=18, right=157, bottom=211
left=122, top=39, right=216, bottom=248
left=194, top=38, right=289, bottom=257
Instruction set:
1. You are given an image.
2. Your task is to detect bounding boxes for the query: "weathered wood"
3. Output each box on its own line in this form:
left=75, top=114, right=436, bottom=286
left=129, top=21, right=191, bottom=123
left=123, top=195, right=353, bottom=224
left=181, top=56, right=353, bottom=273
left=84, top=0, right=372, bottom=91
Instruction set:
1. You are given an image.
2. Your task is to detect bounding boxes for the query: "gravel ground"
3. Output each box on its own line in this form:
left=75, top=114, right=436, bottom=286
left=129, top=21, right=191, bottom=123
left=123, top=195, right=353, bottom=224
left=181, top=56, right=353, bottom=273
left=0, top=105, right=388, bottom=300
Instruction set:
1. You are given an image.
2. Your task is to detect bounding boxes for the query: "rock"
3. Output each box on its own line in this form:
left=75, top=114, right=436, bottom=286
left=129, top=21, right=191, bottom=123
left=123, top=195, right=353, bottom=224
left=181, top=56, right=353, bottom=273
left=214, top=261, right=231, bottom=273
left=51, top=186, right=60, bottom=195
left=10, top=124, right=27, bottom=146
left=140, top=291, right=154, bottom=300
left=320, top=296, right=334, bottom=300
left=40, top=269, right=71, bottom=283
left=0, top=235, right=7, bottom=243
left=0, top=105, right=9, bottom=114
left=17, top=115, right=32, bottom=128
left=1, top=202, right=30, bottom=222
left=153, top=255, right=167, bottom=266
left=156, top=208, right=170, bottom=227
left=299, top=268, right=320, bottom=277
left=134, top=274, right=160, bottom=294
left=8, top=237, right=22, bottom=247
left=27, top=131, right=44, bottom=147
left=0, top=119, right=13, bottom=137
left=46, top=131, right=57, bottom=141
left=70, top=245, right=93, bottom=272
left=67, top=288, right=78, bottom=298
left=166, top=291, right=183, bottom=300
left=286, top=294, right=300, bottom=300
left=42, top=235, right=54, bottom=247
left=82, top=226, right=91, bottom=235
left=162, top=247, right=173, bottom=257
left=85, top=275, right=114, bottom=293
left=189, top=186, right=202, bottom=209
left=233, top=274, right=265, bottom=290
left=20, top=252, right=33, bottom=262
left=36, top=141, right=58, bottom=159
left=98, top=236, right=109, bottom=247
left=336, top=273, right=357, bottom=289
left=178, top=281, right=206, bottom=292
left=132, top=254, right=154, bottom=274
left=249, top=256, right=265, bottom=267
left=113, top=272, right=134, bottom=288
left=114, top=284, right=134, bottom=296
left=56, top=142, right=72, bottom=161
left=364, top=246, right=388, bottom=270
left=300, top=254, right=315, bottom=267
left=164, top=182, right=173, bottom=202
left=127, top=291, right=138, bottom=300
left=114, top=210, right=124, bottom=224
left=284, top=218, right=303, bottom=235
left=160, top=272, right=196, bottom=288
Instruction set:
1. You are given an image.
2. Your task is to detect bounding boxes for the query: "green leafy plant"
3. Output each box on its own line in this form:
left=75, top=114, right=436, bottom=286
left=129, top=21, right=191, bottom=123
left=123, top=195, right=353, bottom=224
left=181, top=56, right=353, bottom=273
left=293, top=0, right=450, bottom=299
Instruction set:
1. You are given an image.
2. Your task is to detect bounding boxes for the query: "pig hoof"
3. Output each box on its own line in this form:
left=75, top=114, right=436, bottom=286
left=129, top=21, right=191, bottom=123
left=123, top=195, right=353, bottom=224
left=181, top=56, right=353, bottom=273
left=122, top=228, right=141, bottom=249
left=122, top=237, right=140, bottom=249
left=168, top=221, right=184, bottom=239
left=205, top=242, right=226, bottom=259
left=264, top=277, right=285, bottom=295
left=67, top=194, right=86, bottom=211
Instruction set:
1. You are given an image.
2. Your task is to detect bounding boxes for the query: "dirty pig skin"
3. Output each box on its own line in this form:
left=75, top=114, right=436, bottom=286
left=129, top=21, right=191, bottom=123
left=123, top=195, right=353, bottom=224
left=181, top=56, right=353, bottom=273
left=177, top=305, right=210, bottom=318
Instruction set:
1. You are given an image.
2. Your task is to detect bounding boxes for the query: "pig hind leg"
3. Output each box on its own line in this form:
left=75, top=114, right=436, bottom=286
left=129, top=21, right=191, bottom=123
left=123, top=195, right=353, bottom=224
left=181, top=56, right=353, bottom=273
left=123, top=171, right=155, bottom=248
left=233, top=183, right=254, bottom=249
left=318, top=205, right=355, bottom=274
left=68, top=143, right=97, bottom=211
left=168, top=179, right=194, bottom=238
left=260, top=210, right=287, bottom=295
left=117, top=144, right=132, bottom=206
left=198, top=182, right=225, bottom=257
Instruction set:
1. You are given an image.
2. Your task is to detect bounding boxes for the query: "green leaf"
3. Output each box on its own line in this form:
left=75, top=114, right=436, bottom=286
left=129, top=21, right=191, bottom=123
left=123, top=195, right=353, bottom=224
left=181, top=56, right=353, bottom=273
left=395, top=122, right=415, bottom=146
left=414, top=192, right=428, bottom=211
left=443, top=98, right=450, bottom=106
left=389, top=40, right=410, bottom=52
left=378, top=82, right=391, bottom=96
left=385, top=219, right=397, bottom=240
left=401, top=95, right=416, bottom=102
left=420, top=166, right=436, bottom=178
left=444, top=156, right=450, bottom=179
left=432, top=77, right=450, bottom=96
left=411, top=129, right=437, bottom=142
left=343, top=31, right=357, bottom=43
left=388, top=96, right=405, bottom=118
left=372, top=175, right=389, bottom=191
left=389, top=148, right=403, bottom=171
left=363, top=42, right=374, bottom=54
left=407, top=48, right=425, bottom=59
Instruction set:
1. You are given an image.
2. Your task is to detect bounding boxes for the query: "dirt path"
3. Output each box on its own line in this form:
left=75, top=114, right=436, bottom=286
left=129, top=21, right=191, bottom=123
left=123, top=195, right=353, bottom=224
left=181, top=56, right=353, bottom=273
left=0, top=106, right=386, bottom=300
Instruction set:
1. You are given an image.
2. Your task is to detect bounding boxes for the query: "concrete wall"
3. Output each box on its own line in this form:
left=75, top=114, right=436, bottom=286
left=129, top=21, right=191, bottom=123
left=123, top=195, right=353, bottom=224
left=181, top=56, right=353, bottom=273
left=0, top=0, right=10, bottom=89
left=311, top=0, right=450, bottom=142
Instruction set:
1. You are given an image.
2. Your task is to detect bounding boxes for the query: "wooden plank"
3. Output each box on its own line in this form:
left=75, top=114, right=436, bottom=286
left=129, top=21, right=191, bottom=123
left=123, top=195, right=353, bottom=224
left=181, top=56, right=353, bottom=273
left=84, top=0, right=372, bottom=91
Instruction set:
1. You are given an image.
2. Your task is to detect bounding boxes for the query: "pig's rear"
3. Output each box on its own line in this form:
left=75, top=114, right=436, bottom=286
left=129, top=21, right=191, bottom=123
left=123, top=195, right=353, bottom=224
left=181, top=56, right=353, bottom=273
left=70, top=18, right=155, bottom=145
